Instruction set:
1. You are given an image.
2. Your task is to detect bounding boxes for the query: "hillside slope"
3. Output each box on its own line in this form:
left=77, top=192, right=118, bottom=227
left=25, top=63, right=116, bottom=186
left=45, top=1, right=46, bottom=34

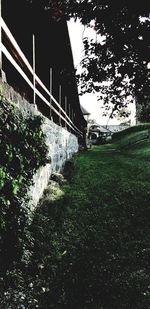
left=110, top=124, right=150, bottom=152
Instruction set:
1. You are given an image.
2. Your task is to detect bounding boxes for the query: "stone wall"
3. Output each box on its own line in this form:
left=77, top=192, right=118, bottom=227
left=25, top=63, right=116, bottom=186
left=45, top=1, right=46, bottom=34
left=30, top=120, right=78, bottom=207
left=0, top=80, right=79, bottom=208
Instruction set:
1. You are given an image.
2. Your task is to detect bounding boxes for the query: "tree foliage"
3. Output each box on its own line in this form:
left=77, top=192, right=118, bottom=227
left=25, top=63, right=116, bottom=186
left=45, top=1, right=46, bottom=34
left=137, top=96, right=150, bottom=122
left=27, top=0, right=150, bottom=116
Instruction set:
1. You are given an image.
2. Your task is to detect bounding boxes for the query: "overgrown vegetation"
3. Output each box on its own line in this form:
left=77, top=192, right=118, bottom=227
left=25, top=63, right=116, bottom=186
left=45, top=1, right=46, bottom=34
left=0, top=96, right=49, bottom=306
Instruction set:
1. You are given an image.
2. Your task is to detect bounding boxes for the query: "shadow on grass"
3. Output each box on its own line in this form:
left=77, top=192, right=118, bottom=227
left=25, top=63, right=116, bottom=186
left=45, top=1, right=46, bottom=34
left=28, top=149, right=150, bottom=309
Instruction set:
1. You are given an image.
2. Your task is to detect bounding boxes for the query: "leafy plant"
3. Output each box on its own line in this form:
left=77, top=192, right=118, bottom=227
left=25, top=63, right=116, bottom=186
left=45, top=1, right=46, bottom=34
left=0, top=96, right=49, bottom=270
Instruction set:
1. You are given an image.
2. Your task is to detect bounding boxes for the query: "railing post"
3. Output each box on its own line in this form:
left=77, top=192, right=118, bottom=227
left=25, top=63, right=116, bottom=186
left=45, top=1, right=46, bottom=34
left=0, top=0, right=2, bottom=71
left=59, top=84, right=62, bottom=126
left=65, top=96, right=67, bottom=129
left=69, top=103, right=71, bottom=132
left=0, top=0, right=6, bottom=82
left=74, top=112, right=76, bottom=130
left=32, top=33, right=36, bottom=106
left=49, top=67, right=53, bottom=119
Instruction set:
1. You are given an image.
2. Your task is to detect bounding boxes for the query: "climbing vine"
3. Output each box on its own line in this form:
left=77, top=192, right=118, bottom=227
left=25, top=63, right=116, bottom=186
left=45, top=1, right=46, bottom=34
left=0, top=96, right=49, bottom=269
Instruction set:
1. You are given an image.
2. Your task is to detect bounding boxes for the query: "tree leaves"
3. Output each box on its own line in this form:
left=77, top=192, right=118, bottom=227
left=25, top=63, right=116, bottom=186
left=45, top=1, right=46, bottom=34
left=26, top=0, right=150, bottom=114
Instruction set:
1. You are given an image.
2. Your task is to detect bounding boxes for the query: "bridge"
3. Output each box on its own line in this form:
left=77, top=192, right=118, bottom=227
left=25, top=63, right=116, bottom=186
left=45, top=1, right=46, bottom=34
left=0, top=0, right=86, bottom=138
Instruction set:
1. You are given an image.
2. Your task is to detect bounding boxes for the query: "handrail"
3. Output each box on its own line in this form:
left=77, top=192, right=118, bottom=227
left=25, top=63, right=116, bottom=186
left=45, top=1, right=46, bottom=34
left=1, top=17, right=83, bottom=136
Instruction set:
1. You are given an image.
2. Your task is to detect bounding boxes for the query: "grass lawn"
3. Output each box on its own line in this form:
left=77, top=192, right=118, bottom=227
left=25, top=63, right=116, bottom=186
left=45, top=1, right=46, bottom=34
left=29, top=138, right=150, bottom=308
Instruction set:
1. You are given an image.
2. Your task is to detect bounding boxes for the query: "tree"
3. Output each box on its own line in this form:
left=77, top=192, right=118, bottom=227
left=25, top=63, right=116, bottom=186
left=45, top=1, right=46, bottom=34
left=137, top=96, right=150, bottom=122
left=27, top=0, right=150, bottom=116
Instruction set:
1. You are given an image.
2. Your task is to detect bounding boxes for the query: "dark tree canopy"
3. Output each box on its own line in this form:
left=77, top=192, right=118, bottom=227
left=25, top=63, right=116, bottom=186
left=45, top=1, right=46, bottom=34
left=137, top=96, right=150, bottom=122
left=27, top=0, right=150, bottom=116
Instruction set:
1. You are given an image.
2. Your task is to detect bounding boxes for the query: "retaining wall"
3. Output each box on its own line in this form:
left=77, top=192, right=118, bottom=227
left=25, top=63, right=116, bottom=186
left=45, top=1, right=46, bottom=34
left=0, top=80, right=79, bottom=208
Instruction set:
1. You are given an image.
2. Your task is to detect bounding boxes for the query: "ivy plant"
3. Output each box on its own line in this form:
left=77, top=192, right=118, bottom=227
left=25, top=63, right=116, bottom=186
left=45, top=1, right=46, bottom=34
left=0, top=96, right=49, bottom=269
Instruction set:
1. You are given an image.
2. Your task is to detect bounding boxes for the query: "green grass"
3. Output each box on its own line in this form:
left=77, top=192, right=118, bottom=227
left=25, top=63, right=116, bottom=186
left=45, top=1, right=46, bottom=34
left=1, top=124, right=150, bottom=308
left=112, top=129, right=148, bottom=149
left=112, top=123, right=150, bottom=140
left=27, top=136, right=150, bottom=308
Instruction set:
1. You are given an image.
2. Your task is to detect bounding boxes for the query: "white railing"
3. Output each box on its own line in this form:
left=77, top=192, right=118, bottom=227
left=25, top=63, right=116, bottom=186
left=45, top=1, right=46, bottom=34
left=0, top=13, right=83, bottom=136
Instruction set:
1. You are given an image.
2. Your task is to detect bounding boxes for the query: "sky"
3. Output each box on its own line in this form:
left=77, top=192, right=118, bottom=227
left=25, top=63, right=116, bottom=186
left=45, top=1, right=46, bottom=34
left=67, top=19, right=136, bottom=126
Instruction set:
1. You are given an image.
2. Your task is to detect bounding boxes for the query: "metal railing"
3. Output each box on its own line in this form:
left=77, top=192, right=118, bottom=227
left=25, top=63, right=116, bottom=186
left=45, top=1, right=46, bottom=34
left=0, top=4, right=83, bottom=136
